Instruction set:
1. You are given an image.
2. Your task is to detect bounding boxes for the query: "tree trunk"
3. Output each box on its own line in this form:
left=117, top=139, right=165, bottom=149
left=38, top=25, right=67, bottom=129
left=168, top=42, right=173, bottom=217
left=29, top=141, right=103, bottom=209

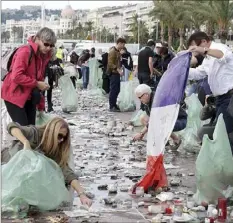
left=160, top=21, right=165, bottom=42
left=168, top=26, right=173, bottom=48
left=219, top=29, right=227, bottom=44
left=179, top=27, right=185, bottom=51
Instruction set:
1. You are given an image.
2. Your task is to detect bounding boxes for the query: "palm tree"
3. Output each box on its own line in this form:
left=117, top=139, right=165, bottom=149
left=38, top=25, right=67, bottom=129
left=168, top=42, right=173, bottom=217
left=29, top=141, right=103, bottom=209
left=128, top=13, right=149, bottom=44
left=1, top=31, right=10, bottom=43
left=190, top=0, right=233, bottom=43
left=85, top=21, right=94, bottom=33
left=12, top=26, right=18, bottom=42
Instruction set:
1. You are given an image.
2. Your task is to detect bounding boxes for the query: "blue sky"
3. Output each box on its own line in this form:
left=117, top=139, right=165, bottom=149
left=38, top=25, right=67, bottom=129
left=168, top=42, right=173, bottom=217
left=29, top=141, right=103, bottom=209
left=2, top=1, right=143, bottom=10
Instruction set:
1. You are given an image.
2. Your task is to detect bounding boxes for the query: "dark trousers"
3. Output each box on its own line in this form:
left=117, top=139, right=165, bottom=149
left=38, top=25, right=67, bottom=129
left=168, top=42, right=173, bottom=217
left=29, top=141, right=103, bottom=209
left=81, top=66, right=89, bottom=89
left=173, top=118, right=187, bottom=132
left=216, top=92, right=233, bottom=153
left=5, top=100, right=36, bottom=126
left=109, top=73, right=121, bottom=109
left=47, top=84, right=53, bottom=109
left=70, top=76, right=77, bottom=89
left=138, top=72, right=154, bottom=86
left=102, top=71, right=110, bottom=94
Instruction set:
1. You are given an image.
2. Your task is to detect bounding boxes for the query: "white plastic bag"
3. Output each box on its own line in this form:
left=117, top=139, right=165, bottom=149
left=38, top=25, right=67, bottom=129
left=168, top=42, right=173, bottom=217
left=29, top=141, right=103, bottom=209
left=1, top=106, right=14, bottom=146
left=2, top=149, right=70, bottom=216
left=193, top=114, right=233, bottom=204
left=59, top=75, right=78, bottom=113
left=179, top=94, right=203, bottom=153
left=117, top=81, right=136, bottom=112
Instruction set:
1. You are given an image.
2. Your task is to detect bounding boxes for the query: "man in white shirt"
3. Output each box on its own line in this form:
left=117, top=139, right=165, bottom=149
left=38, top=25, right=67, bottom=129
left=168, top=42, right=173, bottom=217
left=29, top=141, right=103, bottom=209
left=187, top=31, right=233, bottom=151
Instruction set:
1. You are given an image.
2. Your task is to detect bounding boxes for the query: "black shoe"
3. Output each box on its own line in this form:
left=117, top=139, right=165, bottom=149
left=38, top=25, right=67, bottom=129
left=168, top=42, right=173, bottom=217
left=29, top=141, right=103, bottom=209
left=109, top=107, right=120, bottom=112
left=47, top=107, right=54, bottom=113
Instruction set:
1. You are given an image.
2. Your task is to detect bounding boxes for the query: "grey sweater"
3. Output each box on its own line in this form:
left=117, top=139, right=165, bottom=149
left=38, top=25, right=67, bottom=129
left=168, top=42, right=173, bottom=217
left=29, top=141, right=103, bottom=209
left=1, top=122, right=78, bottom=185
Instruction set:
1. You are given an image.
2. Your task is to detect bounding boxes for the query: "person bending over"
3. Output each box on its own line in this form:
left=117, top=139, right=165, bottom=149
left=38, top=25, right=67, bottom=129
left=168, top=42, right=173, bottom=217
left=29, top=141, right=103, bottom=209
left=133, top=84, right=187, bottom=150
left=2, top=117, right=92, bottom=207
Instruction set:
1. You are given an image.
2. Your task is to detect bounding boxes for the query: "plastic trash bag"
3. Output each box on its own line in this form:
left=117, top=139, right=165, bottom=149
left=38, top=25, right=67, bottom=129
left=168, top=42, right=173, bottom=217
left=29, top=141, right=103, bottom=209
left=76, top=78, right=83, bottom=89
left=193, top=114, right=233, bottom=205
left=36, top=111, right=56, bottom=126
left=129, top=110, right=147, bottom=127
left=117, top=81, right=136, bottom=112
left=59, top=75, right=78, bottom=113
left=179, top=94, right=203, bottom=153
left=2, top=149, right=70, bottom=217
left=88, top=59, right=103, bottom=89
left=1, top=105, right=14, bottom=146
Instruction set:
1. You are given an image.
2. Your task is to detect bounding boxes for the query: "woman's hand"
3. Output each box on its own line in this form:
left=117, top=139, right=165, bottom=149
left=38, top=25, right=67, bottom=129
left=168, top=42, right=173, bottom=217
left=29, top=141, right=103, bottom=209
left=133, top=132, right=144, bottom=141
left=80, top=194, right=92, bottom=207
left=23, top=140, right=31, bottom=150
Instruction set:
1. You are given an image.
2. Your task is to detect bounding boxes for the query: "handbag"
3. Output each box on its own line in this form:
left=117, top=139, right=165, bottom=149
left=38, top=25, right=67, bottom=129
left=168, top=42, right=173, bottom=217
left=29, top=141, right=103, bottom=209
left=31, top=56, right=42, bottom=105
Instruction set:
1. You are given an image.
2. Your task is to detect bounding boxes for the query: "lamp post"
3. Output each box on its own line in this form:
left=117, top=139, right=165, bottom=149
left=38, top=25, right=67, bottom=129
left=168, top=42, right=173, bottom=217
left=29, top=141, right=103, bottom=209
left=229, top=27, right=232, bottom=41
left=137, top=17, right=141, bottom=51
left=156, top=19, right=159, bottom=40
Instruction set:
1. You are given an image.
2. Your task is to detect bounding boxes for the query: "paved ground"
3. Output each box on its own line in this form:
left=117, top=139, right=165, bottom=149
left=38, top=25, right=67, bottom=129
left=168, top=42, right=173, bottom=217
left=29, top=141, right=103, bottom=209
left=2, top=83, right=198, bottom=223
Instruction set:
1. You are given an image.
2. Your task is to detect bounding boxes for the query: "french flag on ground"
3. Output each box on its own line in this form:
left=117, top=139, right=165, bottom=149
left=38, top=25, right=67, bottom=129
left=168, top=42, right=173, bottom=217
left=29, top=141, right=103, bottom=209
left=133, top=51, right=192, bottom=192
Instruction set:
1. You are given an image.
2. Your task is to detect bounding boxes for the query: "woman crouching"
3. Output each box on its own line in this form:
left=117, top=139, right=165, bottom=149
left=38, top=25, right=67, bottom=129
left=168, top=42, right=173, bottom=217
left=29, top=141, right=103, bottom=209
left=2, top=117, right=92, bottom=207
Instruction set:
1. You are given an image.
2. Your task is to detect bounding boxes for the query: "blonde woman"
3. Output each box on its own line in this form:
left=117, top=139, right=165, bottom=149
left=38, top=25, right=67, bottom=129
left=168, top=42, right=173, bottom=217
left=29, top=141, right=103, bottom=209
left=2, top=117, right=92, bottom=207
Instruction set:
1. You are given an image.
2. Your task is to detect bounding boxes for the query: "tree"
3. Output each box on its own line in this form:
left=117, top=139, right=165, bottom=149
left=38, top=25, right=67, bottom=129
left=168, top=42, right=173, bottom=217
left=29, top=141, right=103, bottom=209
left=85, top=21, right=94, bottom=33
left=128, top=13, right=150, bottom=44
left=1, top=31, right=10, bottom=43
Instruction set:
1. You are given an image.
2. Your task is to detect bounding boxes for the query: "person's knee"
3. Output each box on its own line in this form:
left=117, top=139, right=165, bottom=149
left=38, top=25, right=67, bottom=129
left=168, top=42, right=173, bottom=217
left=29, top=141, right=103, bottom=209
left=140, top=114, right=149, bottom=126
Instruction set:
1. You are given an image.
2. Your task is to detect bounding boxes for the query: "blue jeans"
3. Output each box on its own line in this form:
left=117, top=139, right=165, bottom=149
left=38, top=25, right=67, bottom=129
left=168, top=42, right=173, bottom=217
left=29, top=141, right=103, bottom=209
left=121, top=67, right=130, bottom=82
left=216, top=92, right=233, bottom=153
left=109, top=73, right=120, bottom=109
left=81, top=66, right=89, bottom=89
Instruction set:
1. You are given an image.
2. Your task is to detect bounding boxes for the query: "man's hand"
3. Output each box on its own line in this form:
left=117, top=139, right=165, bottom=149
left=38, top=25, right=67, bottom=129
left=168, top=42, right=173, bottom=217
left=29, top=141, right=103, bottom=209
left=205, top=95, right=210, bottom=106
left=133, top=132, right=144, bottom=141
left=80, top=194, right=92, bottom=207
left=37, top=81, right=50, bottom=91
left=188, top=46, right=205, bottom=55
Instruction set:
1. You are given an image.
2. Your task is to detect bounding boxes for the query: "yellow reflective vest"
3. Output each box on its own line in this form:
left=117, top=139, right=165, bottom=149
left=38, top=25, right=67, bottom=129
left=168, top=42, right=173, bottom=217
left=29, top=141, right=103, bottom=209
left=56, top=48, right=63, bottom=60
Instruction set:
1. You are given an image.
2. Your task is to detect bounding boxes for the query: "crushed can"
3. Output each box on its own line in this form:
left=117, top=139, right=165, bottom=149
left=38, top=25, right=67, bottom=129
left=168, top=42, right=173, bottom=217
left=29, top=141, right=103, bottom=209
left=218, top=198, right=227, bottom=222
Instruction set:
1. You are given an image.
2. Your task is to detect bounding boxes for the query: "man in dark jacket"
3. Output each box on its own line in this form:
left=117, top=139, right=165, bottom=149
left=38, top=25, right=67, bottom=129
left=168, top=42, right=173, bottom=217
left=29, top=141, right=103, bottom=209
left=120, top=47, right=133, bottom=81
left=98, top=50, right=109, bottom=94
left=107, top=37, right=126, bottom=112
left=133, top=84, right=187, bottom=150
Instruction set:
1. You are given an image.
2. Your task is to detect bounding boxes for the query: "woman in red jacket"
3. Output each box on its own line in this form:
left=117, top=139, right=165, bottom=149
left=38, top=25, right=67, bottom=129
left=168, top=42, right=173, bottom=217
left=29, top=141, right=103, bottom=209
left=1, top=27, right=56, bottom=126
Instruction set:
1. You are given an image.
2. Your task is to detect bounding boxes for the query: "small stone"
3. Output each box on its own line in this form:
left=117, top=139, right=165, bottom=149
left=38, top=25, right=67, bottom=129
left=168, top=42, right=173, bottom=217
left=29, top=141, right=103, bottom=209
left=98, top=184, right=108, bottom=190
left=108, top=184, right=118, bottom=194
left=170, top=179, right=181, bottom=187
left=86, top=192, right=95, bottom=199
left=188, top=173, right=195, bottom=176
left=120, top=185, right=129, bottom=192
left=110, top=174, right=118, bottom=180
left=129, top=156, right=135, bottom=161
left=111, top=203, right=117, bottom=208
left=187, top=191, right=194, bottom=196
left=103, top=198, right=114, bottom=205
left=138, top=201, right=144, bottom=207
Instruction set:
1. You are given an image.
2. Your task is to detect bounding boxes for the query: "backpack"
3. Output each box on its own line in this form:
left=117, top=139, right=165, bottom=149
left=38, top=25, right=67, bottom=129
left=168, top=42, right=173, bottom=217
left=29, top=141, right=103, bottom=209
left=1, top=44, right=34, bottom=81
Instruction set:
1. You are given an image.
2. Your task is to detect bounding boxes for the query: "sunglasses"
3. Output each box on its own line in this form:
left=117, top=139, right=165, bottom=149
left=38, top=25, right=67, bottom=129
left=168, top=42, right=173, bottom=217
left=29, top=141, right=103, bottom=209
left=43, top=42, right=55, bottom=48
left=58, top=133, right=67, bottom=142
left=138, top=93, right=146, bottom=99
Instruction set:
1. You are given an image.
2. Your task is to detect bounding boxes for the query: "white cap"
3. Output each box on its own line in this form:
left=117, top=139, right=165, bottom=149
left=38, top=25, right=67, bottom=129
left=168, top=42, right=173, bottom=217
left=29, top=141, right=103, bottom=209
left=156, top=43, right=162, bottom=48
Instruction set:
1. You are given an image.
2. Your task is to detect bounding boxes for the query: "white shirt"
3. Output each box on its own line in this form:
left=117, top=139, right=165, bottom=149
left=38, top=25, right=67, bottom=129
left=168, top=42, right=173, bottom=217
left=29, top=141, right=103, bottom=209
left=189, top=41, right=233, bottom=96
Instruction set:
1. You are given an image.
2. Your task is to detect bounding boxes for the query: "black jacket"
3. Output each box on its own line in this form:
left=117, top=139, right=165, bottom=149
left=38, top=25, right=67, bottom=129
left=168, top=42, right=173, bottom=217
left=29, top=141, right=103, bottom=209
left=121, top=52, right=133, bottom=71
left=45, top=59, right=64, bottom=85
left=153, top=53, right=174, bottom=74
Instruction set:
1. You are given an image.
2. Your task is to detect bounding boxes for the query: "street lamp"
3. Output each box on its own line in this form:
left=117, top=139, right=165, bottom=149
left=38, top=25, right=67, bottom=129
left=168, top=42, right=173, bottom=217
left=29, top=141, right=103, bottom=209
left=114, top=24, right=118, bottom=42
left=229, top=27, right=232, bottom=41
left=156, top=19, right=159, bottom=40
left=137, top=17, right=142, bottom=51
